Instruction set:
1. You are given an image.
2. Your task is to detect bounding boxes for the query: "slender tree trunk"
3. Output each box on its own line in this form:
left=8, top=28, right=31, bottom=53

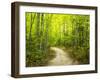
left=26, top=13, right=28, bottom=41
left=63, top=19, right=67, bottom=46
left=45, top=15, right=49, bottom=52
left=48, top=14, right=53, bottom=47
left=36, top=13, right=41, bottom=50
left=29, top=13, right=36, bottom=50
left=41, top=13, right=44, bottom=52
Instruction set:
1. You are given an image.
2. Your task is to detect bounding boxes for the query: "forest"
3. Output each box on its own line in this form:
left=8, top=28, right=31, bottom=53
left=26, top=12, right=90, bottom=67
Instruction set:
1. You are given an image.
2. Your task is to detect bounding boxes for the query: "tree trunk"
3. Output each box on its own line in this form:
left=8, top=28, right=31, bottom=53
left=29, top=13, right=36, bottom=50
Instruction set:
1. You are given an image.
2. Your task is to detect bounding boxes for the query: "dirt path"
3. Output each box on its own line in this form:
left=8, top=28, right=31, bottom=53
left=48, top=47, right=78, bottom=66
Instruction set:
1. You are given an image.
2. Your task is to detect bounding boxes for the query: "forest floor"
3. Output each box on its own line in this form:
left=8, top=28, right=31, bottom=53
left=47, top=47, right=79, bottom=66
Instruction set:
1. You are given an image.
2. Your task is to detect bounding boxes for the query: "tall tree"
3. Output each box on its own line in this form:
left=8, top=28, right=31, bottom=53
left=29, top=13, right=36, bottom=50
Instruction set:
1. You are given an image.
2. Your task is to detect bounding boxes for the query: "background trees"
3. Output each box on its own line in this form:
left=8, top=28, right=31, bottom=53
left=26, top=12, right=90, bottom=67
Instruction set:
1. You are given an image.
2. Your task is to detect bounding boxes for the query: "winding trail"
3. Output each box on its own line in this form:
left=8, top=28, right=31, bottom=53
left=48, top=47, right=78, bottom=66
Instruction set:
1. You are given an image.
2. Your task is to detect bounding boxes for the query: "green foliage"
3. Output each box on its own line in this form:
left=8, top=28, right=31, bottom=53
left=70, top=46, right=89, bottom=64
left=26, top=12, right=90, bottom=67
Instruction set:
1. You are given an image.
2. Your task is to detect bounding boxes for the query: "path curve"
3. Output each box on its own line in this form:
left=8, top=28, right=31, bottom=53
left=48, top=47, right=78, bottom=66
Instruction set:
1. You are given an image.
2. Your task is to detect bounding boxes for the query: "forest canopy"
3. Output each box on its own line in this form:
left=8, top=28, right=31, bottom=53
left=26, top=12, right=90, bottom=67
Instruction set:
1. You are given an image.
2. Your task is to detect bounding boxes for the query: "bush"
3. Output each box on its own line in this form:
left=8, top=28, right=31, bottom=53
left=71, top=46, right=89, bottom=64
